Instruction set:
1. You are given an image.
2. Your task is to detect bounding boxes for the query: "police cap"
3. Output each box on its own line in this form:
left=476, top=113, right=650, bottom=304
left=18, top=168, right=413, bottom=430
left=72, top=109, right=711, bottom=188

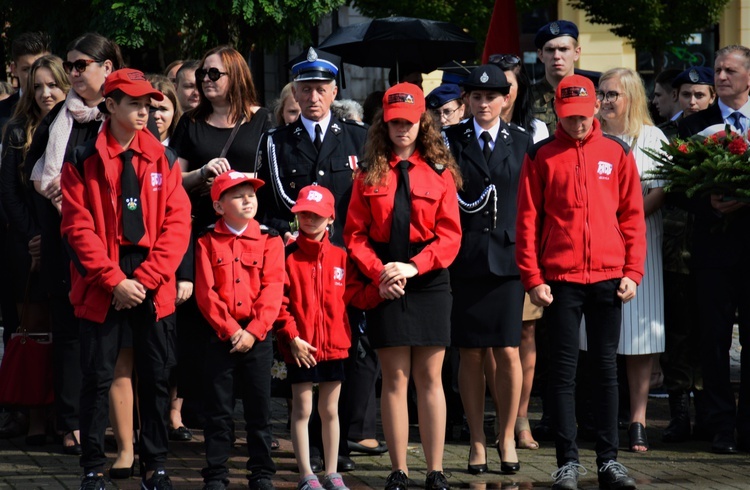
left=672, top=66, right=714, bottom=89
left=461, top=64, right=510, bottom=94
left=426, top=84, right=462, bottom=109
left=534, top=20, right=579, bottom=50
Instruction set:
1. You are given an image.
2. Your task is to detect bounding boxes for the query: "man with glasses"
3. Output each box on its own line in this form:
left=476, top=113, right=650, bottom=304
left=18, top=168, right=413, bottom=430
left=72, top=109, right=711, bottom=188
left=677, top=45, right=750, bottom=455
left=426, top=84, right=465, bottom=127
left=530, top=20, right=581, bottom=135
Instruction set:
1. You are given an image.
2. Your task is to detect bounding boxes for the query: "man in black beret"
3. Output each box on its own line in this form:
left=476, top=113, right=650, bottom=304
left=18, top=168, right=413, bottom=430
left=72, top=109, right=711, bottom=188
left=530, top=20, right=581, bottom=135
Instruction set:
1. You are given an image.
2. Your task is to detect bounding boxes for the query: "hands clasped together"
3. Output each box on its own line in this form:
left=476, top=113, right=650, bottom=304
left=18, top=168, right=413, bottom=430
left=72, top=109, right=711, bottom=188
left=378, top=261, right=418, bottom=300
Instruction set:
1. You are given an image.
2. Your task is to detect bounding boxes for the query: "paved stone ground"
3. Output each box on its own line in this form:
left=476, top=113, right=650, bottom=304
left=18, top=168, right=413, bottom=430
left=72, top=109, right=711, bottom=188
left=1, top=327, right=748, bottom=489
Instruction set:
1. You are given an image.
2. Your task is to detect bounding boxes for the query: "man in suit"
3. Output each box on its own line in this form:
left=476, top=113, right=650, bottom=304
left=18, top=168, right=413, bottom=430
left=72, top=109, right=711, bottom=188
left=255, top=47, right=372, bottom=472
left=677, top=44, right=750, bottom=454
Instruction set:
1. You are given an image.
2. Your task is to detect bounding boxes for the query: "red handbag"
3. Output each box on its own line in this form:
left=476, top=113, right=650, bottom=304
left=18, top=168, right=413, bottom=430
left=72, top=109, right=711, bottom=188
left=0, top=277, right=54, bottom=407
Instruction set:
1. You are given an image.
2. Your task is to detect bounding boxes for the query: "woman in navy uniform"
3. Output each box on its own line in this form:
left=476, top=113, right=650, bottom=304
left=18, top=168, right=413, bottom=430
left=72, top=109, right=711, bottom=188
left=444, top=64, right=532, bottom=475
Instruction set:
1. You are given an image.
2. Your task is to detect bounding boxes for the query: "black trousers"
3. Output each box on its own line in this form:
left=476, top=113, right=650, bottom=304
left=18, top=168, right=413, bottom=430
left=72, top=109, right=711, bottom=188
left=51, top=296, right=81, bottom=433
left=694, top=266, right=750, bottom=437
left=341, top=327, right=380, bottom=443
left=202, top=335, right=275, bottom=485
left=79, top=306, right=176, bottom=473
left=661, top=271, right=703, bottom=393
left=545, top=280, right=622, bottom=468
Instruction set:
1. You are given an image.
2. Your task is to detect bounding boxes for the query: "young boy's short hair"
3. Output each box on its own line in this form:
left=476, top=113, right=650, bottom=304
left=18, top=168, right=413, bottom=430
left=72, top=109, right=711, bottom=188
left=210, top=171, right=265, bottom=202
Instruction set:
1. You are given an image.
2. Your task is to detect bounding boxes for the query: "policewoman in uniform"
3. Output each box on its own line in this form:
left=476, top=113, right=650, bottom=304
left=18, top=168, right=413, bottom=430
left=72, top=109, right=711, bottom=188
left=344, top=83, right=462, bottom=490
left=255, top=48, right=368, bottom=247
left=444, top=65, right=532, bottom=475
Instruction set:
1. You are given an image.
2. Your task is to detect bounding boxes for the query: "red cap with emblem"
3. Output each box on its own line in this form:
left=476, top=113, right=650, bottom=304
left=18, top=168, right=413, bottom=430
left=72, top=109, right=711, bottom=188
left=382, top=82, right=425, bottom=124
left=555, top=75, right=596, bottom=118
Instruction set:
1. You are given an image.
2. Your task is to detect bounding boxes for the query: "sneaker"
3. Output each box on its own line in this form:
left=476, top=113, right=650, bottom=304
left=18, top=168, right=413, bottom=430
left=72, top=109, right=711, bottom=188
left=249, top=478, right=276, bottom=490
left=424, top=470, right=449, bottom=490
left=597, top=461, right=636, bottom=490
left=142, top=469, right=173, bottom=490
left=384, top=470, right=409, bottom=490
left=551, top=462, right=587, bottom=490
left=80, top=472, right=106, bottom=490
left=322, top=473, right=350, bottom=490
left=298, top=474, right=323, bottom=490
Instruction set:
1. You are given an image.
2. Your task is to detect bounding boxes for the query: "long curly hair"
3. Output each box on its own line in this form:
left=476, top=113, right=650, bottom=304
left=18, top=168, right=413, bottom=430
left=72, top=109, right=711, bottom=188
left=191, top=45, right=259, bottom=125
left=362, top=109, right=462, bottom=189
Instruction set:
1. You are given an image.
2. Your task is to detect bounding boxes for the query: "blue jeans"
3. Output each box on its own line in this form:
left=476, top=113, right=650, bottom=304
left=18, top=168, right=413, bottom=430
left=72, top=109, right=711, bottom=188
left=545, top=279, right=622, bottom=468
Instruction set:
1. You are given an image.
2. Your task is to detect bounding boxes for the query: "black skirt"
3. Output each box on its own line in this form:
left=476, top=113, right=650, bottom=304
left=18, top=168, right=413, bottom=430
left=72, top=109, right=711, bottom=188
left=367, top=268, right=452, bottom=349
left=450, top=275, right=524, bottom=348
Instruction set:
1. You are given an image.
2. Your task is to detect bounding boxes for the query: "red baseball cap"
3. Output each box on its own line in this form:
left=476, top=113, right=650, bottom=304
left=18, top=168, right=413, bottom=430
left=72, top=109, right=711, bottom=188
left=211, top=171, right=265, bottom=202
left=555, top=75, right=597, bottom=118
left=291, top=185, right=335, bottom=219
left=103, top=68, right=164, bottom=101
left=382, top=82, right=425, bottom=124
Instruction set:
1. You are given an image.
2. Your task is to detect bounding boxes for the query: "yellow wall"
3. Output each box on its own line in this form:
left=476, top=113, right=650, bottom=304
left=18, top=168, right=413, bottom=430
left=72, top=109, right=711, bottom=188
left=719, top=0, right=750, bottom=47
left=559, top=1, right=636, bottom=72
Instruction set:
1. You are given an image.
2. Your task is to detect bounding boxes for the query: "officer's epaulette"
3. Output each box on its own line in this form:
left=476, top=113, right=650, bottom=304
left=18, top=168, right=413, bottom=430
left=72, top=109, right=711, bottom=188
left=265, top=127, right=278, bottom=135
left=197, top=224, right=216, bottom=238
left=508, top=122, right=526, bottom=132
left=340, top=118, right=367, bottom=127
left=260, top=224, right=280, bottom=237
left=527, top=135, right=556, bottom=160
left=603, top=134, right=632, bottom=155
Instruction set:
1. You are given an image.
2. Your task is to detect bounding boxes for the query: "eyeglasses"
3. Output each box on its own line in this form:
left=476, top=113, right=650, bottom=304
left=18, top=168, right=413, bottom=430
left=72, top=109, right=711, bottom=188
left=432, top=106, right=461, bottom=120
left=596, top=91, right=622, bottom=103
left=196, top=68, right=227, bottom=82
left=488, top=54, right=522, bottom=67
left=63, top=59, right=101, bottom=74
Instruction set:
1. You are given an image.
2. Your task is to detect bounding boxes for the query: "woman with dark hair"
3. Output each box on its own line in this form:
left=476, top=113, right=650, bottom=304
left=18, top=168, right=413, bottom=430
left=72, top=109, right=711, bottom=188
left=0, top=54, right=69, bottom=445
left=344, top=83, right=462, bottom=490
left=23, top=32, right=123, bottom=458
left=147, top=74, right=182, bottom=145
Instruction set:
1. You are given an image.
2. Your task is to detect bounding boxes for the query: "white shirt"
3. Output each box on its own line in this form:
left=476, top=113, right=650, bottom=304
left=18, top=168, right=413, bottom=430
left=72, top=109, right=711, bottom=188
left=300, top=112, right=332, bottom=144
left=473, top=119, right=501, bottom=152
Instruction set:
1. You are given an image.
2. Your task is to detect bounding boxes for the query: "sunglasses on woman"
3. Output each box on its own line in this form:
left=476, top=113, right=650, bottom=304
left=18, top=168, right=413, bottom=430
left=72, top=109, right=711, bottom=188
left=63, top=59, right=101, bottom=74
left=488, top=54, right=522, bottom=67
left=196, top=67, right=228, bottom=82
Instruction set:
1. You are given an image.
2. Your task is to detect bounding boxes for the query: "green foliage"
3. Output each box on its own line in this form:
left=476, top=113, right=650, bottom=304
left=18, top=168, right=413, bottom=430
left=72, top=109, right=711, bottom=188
left=569, top=0, right=730, bottom=73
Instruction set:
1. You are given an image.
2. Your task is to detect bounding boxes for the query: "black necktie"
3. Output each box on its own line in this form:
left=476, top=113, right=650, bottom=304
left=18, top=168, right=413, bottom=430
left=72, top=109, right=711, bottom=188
left=314, top=124, right=323, bottom=152
left=481, top=131, right=493, bottom=162
left=389, top=160, right=411, bottom=262
left=121, top=149, right=144, bottom=245
left=730, top=111, right=745, bottom=134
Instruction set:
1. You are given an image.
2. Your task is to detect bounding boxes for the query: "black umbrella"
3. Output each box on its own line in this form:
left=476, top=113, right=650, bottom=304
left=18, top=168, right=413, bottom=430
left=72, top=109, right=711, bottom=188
left=318, top=17, right=477, bottom=75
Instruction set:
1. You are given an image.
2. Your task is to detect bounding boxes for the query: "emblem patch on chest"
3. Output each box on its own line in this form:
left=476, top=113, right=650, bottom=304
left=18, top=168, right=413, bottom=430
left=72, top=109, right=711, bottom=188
left=597, top=161, right=613, bottom=180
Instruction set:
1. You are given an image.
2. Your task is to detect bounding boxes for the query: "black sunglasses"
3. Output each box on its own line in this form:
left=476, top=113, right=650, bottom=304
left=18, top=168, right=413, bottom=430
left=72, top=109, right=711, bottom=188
left=196, top=67, right=228, bottom=82
left=488, top=54, right=522, bottom=68
left=63, top=59, right=101, bottom=74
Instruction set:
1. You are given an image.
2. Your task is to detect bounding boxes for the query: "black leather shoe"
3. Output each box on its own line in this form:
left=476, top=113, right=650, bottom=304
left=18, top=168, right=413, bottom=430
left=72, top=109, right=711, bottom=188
left=168, top=426, right=193, bottom=442
left=711, top=432, right=738, bottom=454
left=347, top=439, right=388, bottom=455
left=109, top=463, right=134, bottom=479
left=597, top=460, right=636, bottom=490
left=338, top=455, right=355, bottom=472
left=466, top=462, right=487, bottom=475
left=496, top=442, right=520, bottom=474
left=310, top=455, right=323, bottom=473
left=384, top=470, right=408, bottom=490
left=425, top=470, right=450, bottom=490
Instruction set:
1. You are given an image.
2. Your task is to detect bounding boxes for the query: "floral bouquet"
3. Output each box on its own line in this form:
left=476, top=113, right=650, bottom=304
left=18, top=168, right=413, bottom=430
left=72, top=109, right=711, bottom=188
left=644, top=124, right=750, bottom=200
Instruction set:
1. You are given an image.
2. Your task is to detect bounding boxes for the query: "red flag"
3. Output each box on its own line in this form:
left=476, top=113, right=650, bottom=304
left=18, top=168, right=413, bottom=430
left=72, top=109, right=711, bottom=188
left=482, top=0, right=521, bottom=63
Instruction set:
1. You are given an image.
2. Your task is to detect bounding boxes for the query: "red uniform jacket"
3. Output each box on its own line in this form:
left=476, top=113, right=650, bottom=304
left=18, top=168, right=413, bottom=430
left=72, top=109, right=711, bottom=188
left=195, top=218, right=285, bottom=342
left=343, top=150, right=462, bottom=283
left=515, top=119, right=647, bottom=291
left=61, top=122, right=191, bottom=323
left=275, top=232, right=381, bottom=364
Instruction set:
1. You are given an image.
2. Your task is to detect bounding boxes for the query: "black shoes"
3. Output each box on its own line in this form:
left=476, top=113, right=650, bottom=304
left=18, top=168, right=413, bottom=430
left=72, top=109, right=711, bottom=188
left=202, top=481, right=228, bottom=490
left=168, top=426, right=193, bottom=441
left=466, top=447, right=487, bottom=475
left=627, top=422, right=649, bottom=452
left=551, top=461, right=587, bottom=490
left=142, top=469, right=173, bottom=490
left=597, top=460, right=636, bottom=490
left=347, top=439, right=388, bottom=455
left=496, top=442, right=520, bottom=474
left=62, top=431, right=83, bottom=455
left=109, top=462, right=134, bottom=479
left=711, top=431, right=738, bottom=454
left=338, top=455, right=356, bottom=472
left=384, top=470, right=409, bottom=490
left=248, top=478, right=276, bottom=490
left=662, top=392, right=691, bottom=443
left=424, top=470, right=449, bottom=490
left=79, top=472, right=107, bottom=490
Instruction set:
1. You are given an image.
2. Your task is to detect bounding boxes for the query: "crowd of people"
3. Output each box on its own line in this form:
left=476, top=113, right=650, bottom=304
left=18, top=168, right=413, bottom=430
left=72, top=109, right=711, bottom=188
left=0, top=17, right=747, bottom=490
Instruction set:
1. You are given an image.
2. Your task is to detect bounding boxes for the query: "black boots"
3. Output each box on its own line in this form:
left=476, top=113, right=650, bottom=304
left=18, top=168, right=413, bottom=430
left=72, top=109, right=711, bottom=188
left=662, top=391, right=691, bottom=442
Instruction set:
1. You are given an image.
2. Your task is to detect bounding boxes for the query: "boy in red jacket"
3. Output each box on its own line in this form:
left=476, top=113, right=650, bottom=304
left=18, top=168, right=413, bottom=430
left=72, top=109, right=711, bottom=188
left=195, top=171, right=285, bottom=490
left=276, top=185, right=380, bottom=490
left=60, top=69, right=191, bottom=490
left=515, top=75, right=646, bottom=490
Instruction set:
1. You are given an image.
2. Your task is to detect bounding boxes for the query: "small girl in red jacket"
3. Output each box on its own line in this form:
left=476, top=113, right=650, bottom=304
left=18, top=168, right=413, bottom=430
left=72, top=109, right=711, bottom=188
left=276, top=184, right=379, bottom=490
